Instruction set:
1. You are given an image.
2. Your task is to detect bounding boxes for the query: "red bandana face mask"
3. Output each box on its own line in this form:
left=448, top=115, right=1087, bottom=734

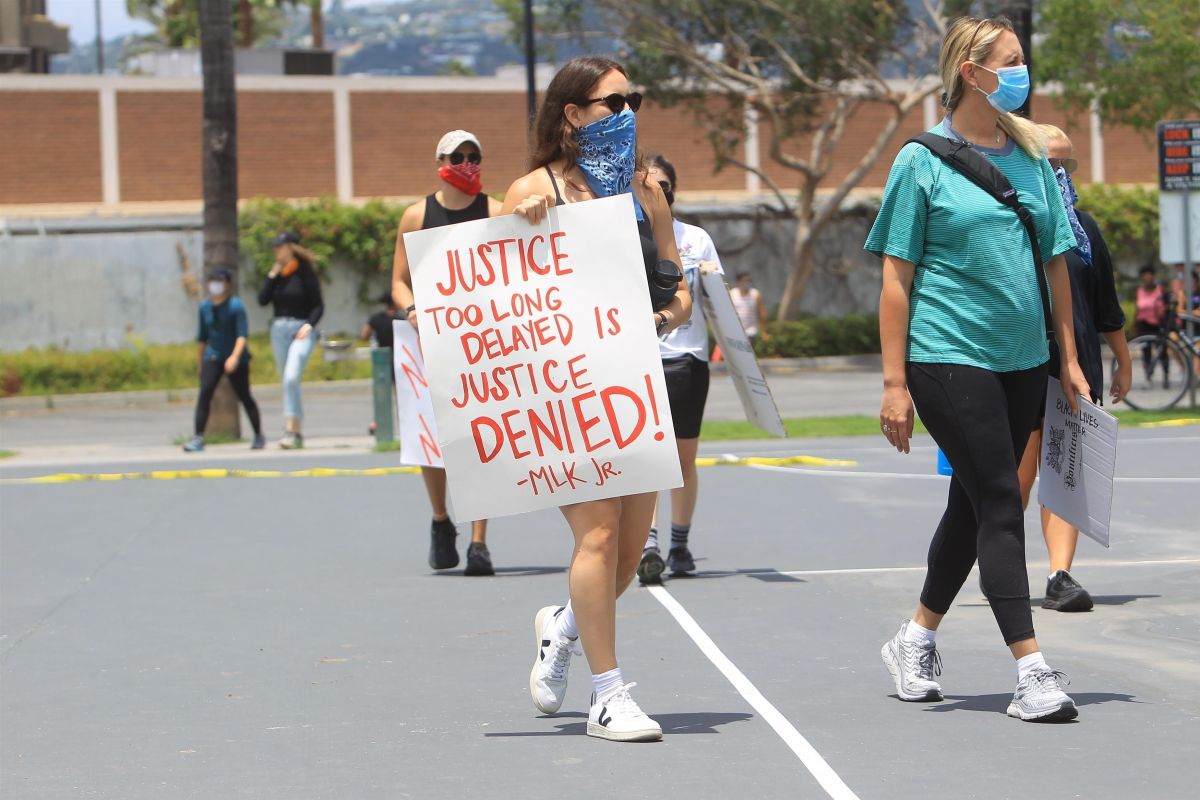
left=439, top=162, right=482, bottom=196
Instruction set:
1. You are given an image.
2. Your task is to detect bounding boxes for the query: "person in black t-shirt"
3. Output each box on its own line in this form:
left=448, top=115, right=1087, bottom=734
left=1016, top=125, right=1132, bottom=613
left=258, top=231, right=324, bottom=450
left=390, top=130, right=502, bottom=576
left=362, top=290, right=399, bottom=435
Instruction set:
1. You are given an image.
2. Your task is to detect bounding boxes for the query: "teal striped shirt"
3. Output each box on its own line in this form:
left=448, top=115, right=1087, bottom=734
left=864, top=118, right=1076, bottom=373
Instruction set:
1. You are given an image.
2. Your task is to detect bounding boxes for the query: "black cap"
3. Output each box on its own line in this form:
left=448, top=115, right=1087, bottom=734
left=271, top=231, right=301, bottom=247
left=207, top=268, right=233, bottom=282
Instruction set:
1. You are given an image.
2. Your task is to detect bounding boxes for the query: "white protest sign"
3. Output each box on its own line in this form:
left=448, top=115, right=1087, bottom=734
left=391, top=319, right=444, bottom=468
left=1037, top=379, right=1118, bottom=548
left=699, top=271, right=786, bottom=437
left=405, top=193, right=682, bottom=522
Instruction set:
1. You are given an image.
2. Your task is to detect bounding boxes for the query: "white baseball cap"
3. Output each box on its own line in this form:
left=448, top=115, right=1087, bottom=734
left=436, top=130, right=482, bottom=158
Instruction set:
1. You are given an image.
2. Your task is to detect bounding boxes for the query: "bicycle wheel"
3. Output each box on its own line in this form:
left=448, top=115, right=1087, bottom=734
left=1117, top=335, right=1192, bottom=411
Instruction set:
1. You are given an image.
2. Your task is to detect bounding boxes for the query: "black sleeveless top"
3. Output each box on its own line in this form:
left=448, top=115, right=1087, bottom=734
left=544, top=166, right=657, bottom=272
left=421, top=192, right=490, bottom=229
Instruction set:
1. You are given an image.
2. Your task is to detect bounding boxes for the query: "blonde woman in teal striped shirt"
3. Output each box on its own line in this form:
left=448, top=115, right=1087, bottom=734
left=866, top=16, right=1091, bottom=723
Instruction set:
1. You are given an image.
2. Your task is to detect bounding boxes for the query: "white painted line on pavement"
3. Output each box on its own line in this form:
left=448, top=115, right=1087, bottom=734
left=646, top=584, right=860, bottom=800
left=749, top=464, right=1200, bottom=484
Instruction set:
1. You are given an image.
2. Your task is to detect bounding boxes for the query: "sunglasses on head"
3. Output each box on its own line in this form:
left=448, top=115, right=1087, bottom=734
left=579, top=92, right=643, bottom=115
left=444, top=152, right=482, bottom=166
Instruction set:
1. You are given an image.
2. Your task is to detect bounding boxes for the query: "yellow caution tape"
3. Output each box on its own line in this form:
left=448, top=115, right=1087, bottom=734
left=1, top=453, right=856, bottom=485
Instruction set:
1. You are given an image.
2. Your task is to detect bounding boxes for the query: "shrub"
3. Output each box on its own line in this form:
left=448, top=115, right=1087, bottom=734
left=754, top=314, right=881, bottom=358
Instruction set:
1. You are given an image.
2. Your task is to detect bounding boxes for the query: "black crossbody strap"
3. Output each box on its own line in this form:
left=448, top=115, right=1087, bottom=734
left=907, top=132, right=1054, bottom=341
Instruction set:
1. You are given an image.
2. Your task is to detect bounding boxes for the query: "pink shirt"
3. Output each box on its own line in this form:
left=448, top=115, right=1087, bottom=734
left=1135, top=285, right=1163, bottom=326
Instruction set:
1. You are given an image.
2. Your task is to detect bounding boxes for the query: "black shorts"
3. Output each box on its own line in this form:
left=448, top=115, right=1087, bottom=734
left=663, top=355, right=710, bottom=439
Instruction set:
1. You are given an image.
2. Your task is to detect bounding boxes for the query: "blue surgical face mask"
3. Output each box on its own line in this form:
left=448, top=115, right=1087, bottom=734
left=972, top=63, right=1029, bottom=113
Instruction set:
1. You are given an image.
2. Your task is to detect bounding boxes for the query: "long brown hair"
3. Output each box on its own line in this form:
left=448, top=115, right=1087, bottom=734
left=530, top=55, right=627, bottom=174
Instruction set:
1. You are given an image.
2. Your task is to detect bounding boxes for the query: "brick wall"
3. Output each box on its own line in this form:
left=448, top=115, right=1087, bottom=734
left=0, top=79, right=1162, bottom=210
left=351, top=91, right=530, bottom=198
left=118, top=91, right=201, bottom=202
left=0, top=91, right=101, bottom=204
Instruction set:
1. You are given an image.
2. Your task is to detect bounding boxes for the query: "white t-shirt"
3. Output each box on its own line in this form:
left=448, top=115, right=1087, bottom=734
left=659, top=219, right=724, bottom=361
left=731, top=285, right=761, bottom=337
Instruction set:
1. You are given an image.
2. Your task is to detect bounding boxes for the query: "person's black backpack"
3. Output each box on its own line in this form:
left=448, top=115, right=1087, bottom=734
left=907, top=132, right=1054, bottom=342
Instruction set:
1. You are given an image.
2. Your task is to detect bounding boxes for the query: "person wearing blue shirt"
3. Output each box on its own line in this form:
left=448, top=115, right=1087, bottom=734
left=184, top=269, right=265, bottom=452
left=866, top=16, right=1090, bottom=723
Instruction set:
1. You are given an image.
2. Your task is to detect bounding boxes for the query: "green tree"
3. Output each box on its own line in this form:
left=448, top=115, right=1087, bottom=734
left=1037, top=0, right=1200, bottom=131
left=125, top=0, right=285, bottom=52
left=565, top=0, right=966, bottom=319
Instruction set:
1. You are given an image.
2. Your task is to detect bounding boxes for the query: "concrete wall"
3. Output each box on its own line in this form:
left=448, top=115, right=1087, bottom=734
left=0, top=228, right=389, bottom=351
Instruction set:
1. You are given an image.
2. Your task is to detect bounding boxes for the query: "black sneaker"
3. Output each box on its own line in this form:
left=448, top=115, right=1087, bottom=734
left=463, top=542, right=495, bottom=576
left=1042, top=570, right=1093, bottom=612
left=667, top=546, right=696, bottom=575
left=637, top=547, right=665, bottom=585
left=428, top=518, right=459, bottom=570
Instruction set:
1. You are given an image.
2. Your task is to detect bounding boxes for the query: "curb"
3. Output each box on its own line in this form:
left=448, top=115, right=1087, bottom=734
left=0, top=378, right=374, bottom=413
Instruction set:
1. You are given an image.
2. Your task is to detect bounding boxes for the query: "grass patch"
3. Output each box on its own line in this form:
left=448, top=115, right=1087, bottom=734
left=700, top=408, right=1199, bottom=441
left=372, top=440, right=401, bottom=452
left=700, top=415, right=929, bottom=441
left=0, top=450, right=16, bottom=459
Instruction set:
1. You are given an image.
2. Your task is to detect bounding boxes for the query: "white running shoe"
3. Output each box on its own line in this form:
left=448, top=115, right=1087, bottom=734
left=529, top=605, right=579, bottom=715
left=1007, top=668, right=1078, bottom=722
left=587, top=683, right=662, bottom=742
left=881, top=620, right=944, bottom=702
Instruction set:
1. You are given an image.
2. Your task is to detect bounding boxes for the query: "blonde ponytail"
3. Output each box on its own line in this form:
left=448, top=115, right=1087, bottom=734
left=998, top=113, right=1046, bottom=159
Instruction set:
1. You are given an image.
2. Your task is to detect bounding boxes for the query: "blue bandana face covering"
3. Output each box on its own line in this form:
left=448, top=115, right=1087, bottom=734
left=1056, top=166, right=1092, bottom=266
left=973, top=64, right=1030, bottom=113
left=574, top=108, right=645, bottom=220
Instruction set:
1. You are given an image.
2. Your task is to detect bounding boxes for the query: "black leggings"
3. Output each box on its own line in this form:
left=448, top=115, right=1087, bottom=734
left=196, top=359, right=262, bottom=436
left=906, top=361, right=1047, bottom=646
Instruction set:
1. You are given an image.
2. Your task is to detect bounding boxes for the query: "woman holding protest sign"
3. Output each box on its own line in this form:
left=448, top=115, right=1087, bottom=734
left=1014, top=124, right=1131, bottom=613
left=866, top=16, right=1089, bottom=722
left=501, top=56, right=690, bottom=742
left=391, top=130, right=502, bottom=577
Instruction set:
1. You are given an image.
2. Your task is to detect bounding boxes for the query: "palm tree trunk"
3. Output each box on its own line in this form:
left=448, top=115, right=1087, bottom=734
left=199, top=0, right=241, bottom=439
left=237, top=0, right=253, bottom=48
left=311, top=0, right=324, bottom=50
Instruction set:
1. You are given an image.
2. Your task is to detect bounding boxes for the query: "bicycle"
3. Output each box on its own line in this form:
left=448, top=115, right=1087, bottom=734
left=1115, top=306, right=1200, bottom=411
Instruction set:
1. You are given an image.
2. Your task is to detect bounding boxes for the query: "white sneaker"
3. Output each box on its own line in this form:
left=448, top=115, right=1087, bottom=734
left=587, top=683, right=662, bottom=742
left=880, top=620, right=944, bottom=702
left=529, top=605, right=579, bottom=715
left=1007, top=668, right=1078, bottom=722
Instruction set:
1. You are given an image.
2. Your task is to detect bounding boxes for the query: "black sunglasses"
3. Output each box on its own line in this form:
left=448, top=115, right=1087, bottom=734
left=579, top=92, right=643, bottom=115
left=445, top=152, right=481, bottom=166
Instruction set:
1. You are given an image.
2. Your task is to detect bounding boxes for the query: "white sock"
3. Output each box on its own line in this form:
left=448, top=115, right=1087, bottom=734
left=902, top=619, right=937, bottom=647
left=553, top=602, right=578, bottom=640
left=1016, top=651, right=1049, bottom=681
left=592, top=667, right=624, bottom=701
left=645, top=527, right=659, bottom=551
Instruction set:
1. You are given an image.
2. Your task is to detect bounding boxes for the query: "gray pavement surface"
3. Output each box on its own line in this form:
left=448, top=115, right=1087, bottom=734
left=2, top=397, right=1198, bottom=798
left=0, top=371, right=884, bottom=466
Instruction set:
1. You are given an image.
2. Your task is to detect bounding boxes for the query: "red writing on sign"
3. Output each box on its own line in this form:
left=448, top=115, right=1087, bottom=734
left=452, top=354, right=591, bottom=409
left=436, top=232, right=572, bottom=296
left=470, top=373, right=664, bottom=463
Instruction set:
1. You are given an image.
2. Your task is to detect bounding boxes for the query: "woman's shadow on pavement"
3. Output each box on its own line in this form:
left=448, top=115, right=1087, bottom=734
left=922, top=691, right=1142, bottom=719
left=484, top=711, right=753, bottom=738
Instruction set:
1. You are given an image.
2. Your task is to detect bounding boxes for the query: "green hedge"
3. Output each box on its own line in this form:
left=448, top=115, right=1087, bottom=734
left=239, top=196, right=407, bottom=281
left=1074, top=184, right=1158, bottom=267
left=753, top=314, right=881, bottom=358
left=0, top=334, right=370, bottom=397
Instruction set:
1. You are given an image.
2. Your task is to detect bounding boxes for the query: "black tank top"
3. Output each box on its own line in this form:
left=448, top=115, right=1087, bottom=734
left=544, top=166, right=657, bottom=273
left=421, top=192, right=490, bottom=229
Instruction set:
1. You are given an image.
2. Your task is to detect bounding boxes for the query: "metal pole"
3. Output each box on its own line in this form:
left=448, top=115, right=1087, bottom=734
left=94, top=0, right=104, bottom=74
left=1185, top=189, right=1196, bottom=407
left=523, top=0, right=536, bottom=126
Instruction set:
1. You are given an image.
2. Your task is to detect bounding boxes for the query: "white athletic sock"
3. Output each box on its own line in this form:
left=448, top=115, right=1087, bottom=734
left=902, top=619, right=937, bottom=647
left=1016, top=651, right=1049, bottom=681
left=592, top=667, right=624, bottom=701
left=554, top=601, right=578, bottom=640
left=645, top=527, right=659, bottom=551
